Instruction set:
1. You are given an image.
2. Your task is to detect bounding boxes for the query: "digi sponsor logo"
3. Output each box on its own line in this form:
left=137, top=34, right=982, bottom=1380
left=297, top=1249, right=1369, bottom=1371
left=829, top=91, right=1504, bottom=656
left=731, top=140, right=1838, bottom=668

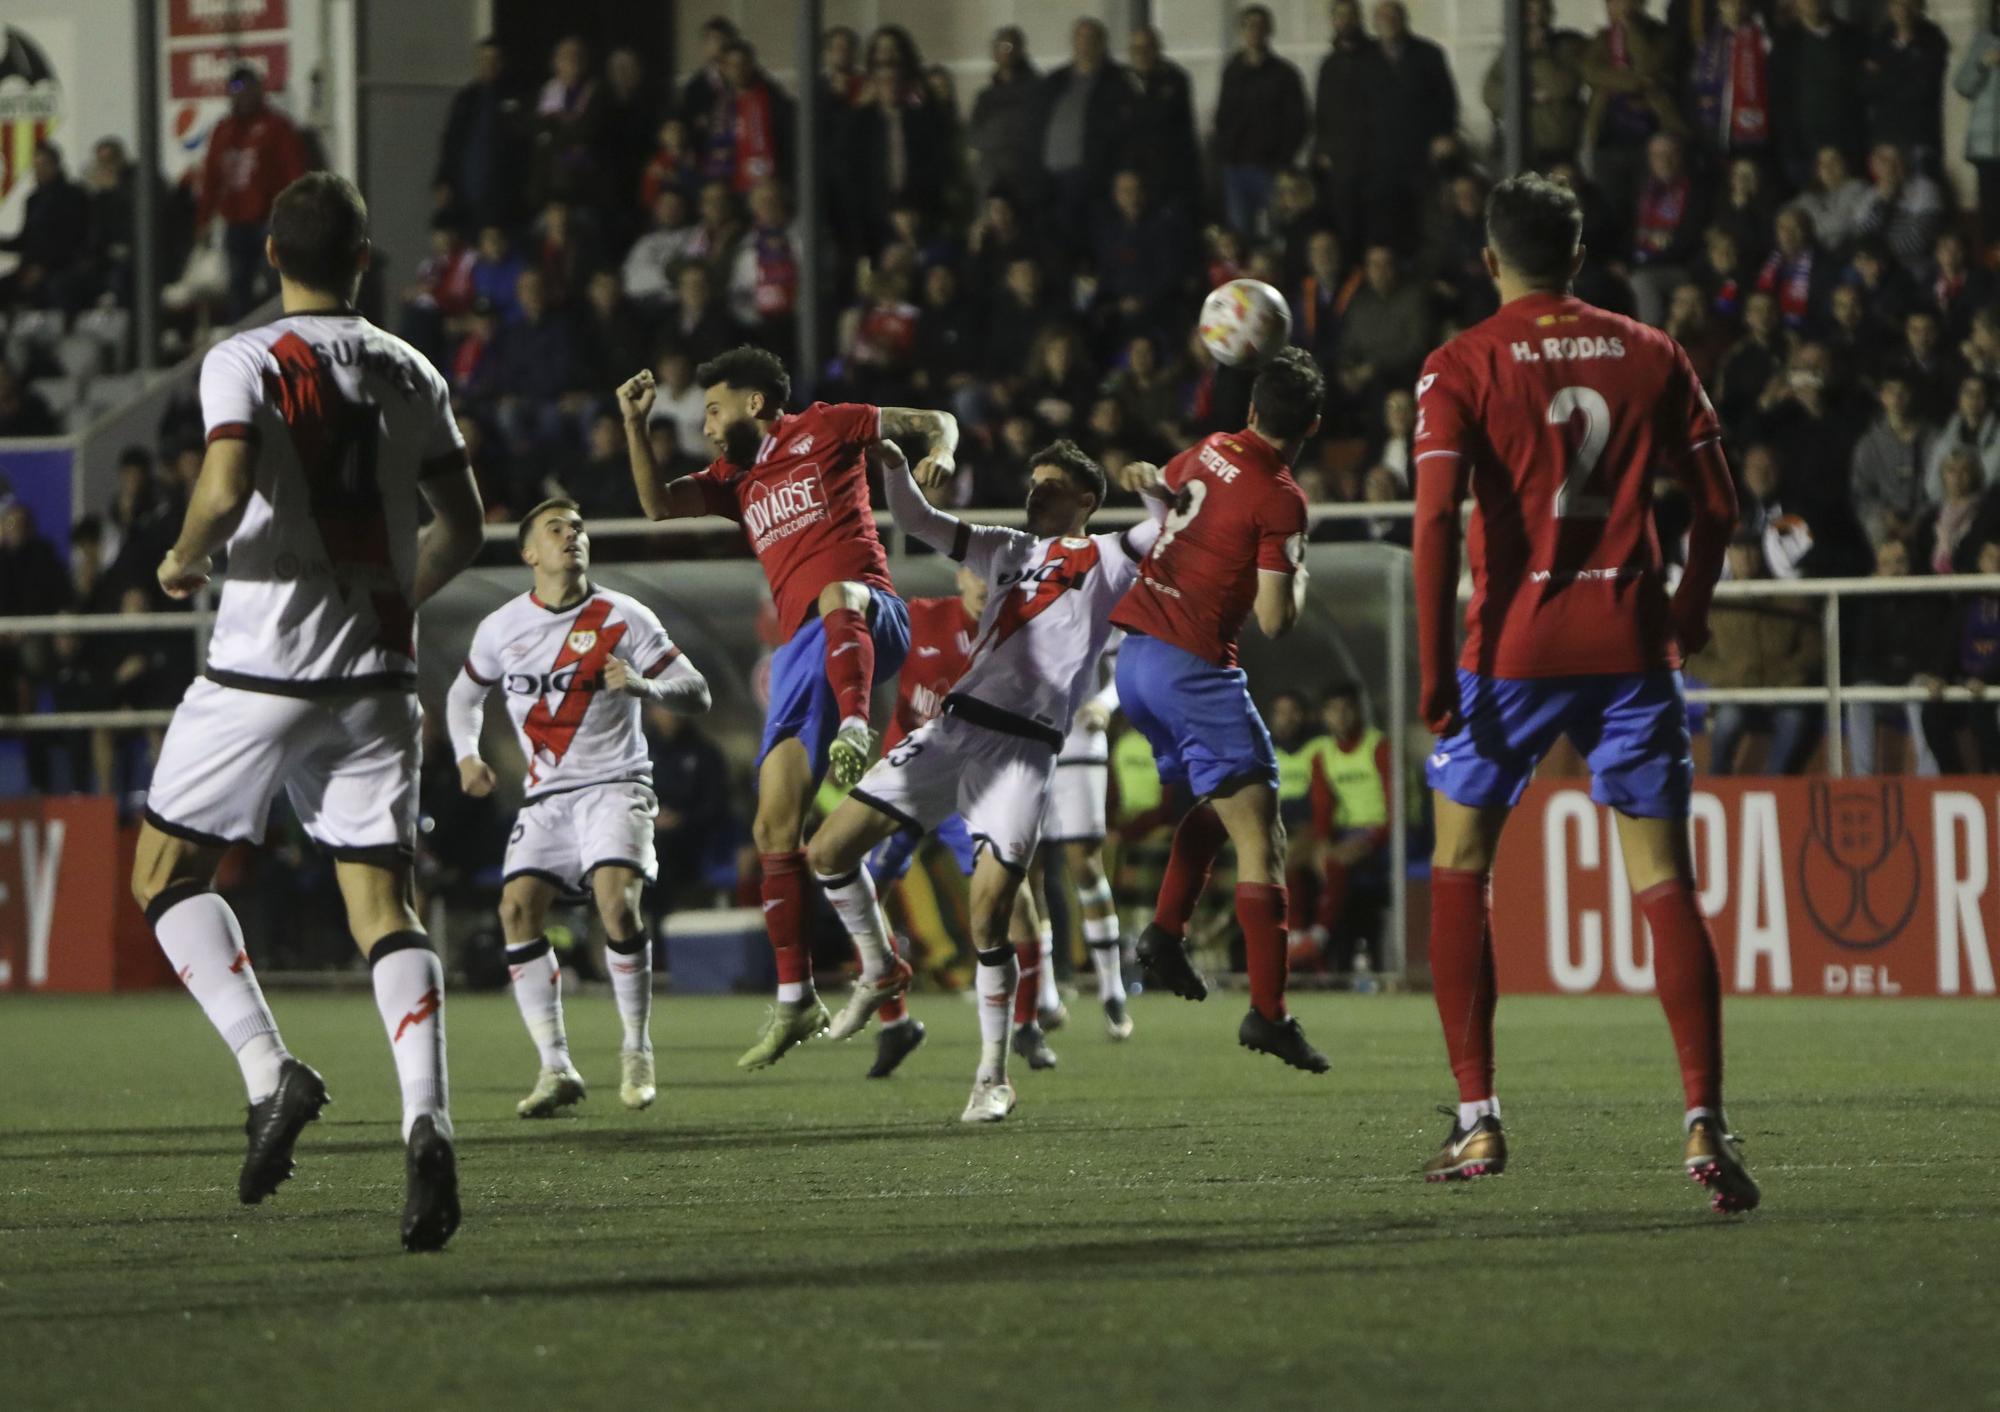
left=505, top=665, right=606, bottom=698
left=742, top=469, right=827, bottom=550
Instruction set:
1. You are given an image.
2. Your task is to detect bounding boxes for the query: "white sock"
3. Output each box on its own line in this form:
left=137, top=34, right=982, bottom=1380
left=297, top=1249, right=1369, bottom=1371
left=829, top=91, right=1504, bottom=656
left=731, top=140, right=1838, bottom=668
left=1089, top=942, right=1126, bottom=1003
left=1079, top=879, right=1119, bottom=943
left=606, top=935, right=653, bottom=1053
left=777, top=980, right=807, bottom=1003
left=837, top=713, right=869, bottom=736
left=816, top=866, right=892, bottom=979
left=1036, top=921, right=1061, bottom=1012
left=1458, top=1096, right=1500, bottom=1130
left=153, top=890, right=290, bottom=1102
left=1685, top=1105, right=1719, bottom=1132
left=975, top=946, right=1017, bottom=1083
left=506, top=938, right=570, bottom=1070
left=370, top=939, right=450, bottom=1142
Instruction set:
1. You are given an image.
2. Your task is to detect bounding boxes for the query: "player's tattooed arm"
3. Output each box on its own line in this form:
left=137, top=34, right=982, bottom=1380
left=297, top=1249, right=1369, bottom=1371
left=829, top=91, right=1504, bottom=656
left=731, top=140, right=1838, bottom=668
left=158, top=439, right=256, bottom=598
left=880, top=406, right=960, bottom=480
left=872, top=439, right=964, bottom=553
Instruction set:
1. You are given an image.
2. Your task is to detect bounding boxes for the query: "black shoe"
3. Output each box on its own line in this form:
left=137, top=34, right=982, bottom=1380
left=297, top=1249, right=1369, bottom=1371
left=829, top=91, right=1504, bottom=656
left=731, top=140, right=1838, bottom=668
left=1011, top=1020, right=1059, bottom=1070
left=1136, top=923, right=1208, bottom=1001
left=400, top=1115, right=461, bottom=1253
left=1237, top=1008, right=1330, bottom=1074
left=238, top=1058, right=330, bottom=1205
left=866, top=1019, right=927, bottom=1078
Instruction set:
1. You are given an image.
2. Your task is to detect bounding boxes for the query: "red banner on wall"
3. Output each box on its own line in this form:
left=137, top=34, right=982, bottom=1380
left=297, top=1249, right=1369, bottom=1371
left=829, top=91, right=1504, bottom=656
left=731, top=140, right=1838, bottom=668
left=168, top=41, right=289, bottom=100
left=168, top=0, right=288, bottom=38
left=0, top=800, right=173, bottom=993
left=1487, top=778, right=2000, bottom=998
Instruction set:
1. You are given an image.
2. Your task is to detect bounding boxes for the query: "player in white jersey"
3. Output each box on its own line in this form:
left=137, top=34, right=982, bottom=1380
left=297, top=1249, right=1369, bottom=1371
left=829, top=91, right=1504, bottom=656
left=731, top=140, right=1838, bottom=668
left=445, top=498, right=711, bottom=1117
left=1036, top=636, right=1133, bottom=1041
left=805, top=438, right=1167, bottom=1122
left=130, top=173, right=485, bottom=1252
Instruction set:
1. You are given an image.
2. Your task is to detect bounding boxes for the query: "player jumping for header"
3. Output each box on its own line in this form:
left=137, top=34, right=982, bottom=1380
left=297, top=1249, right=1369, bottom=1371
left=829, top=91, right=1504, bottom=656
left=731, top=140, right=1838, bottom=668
left=445, top=498, right=712, bottom=1117
left=1411, top=173, right=1755, bottom=1211
left=806, top=438, right=1164, bottom=1122
left=1108, top=346, right=1330, bottom=1074
left=616, top=348, right=957, bottom=1069
left=131, top=173, right=484, bottom=1251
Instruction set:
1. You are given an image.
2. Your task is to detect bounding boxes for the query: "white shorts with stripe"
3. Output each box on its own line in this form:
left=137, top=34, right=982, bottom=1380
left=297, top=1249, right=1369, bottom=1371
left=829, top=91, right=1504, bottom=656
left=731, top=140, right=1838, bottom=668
left=849, top=714, right=1055, bottom=871
left=145, top=677, right=419, bottom=860
left=503, top=779, right=660, bottom=894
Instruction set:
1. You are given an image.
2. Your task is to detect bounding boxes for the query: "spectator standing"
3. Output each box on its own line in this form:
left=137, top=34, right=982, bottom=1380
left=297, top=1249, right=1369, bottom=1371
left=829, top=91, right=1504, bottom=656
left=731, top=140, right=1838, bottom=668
left=1212, top=5, right=1308, bottom=239
left=433, top=38, right=529, bottom=230
left=1123, top=26, right=1201, bottom=221
left=1771, top=0, right=1865, bottom=191
left=1482, top=0, right=1586, bottom=170
left=1952, top=7, right=2000, bottom=244
left=1629, top=133, right=1708, bottom=327
left=622, top=188, right=699, bottom=307
left=1863, top=0, right=1949, bottom=170
left=1035, top=19, right=1131, bottom=252
left=1687, top=0, right=1775, bottom=162
left=1856, top=142, right=1945, bottom=277
left=1921, top=538, right=2000, bottom=771
left=1844, top=535, right=1944, bottom=776
left=706, top=43, right=794, bottom=197
left=532, top=37, right=605, bottom=208
left=1314, top=0, right=1380, bottom=255
left=1088, top=170, right=1187, bottom=349
left=1420, top=172, right=1496, bottom=328
left=1335, top=245, right=1435, bottom=415
left=1692, top=533, right=1824, bottom=775
left=968, top=27, right=1043, bottom=203
left=197, top=67, right=310, bottom=319
left=1582, top=0, right=1688, bottom=241
left=1290, top=228, right=1349, bottom=368
left=851, top=29, right=943, bottom=245
left=1791, top=146, right=1874, bottom=255
left=1365, top=2, right=1459, bottom=255
left=479, top=268, right=585, bottom=449
left=729, top=181, right=801, bottom=351
left=598, top=48, right=659, bottom=233
left=1926, top=374, right=2000, bottom=496
left=1850, top=373, right=1937, bottom=544
left=680, top=17, right=739, bottom=146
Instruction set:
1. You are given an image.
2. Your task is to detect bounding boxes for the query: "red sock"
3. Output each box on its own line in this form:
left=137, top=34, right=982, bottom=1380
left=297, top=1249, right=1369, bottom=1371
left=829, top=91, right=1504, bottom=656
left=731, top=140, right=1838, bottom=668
left=1317, top=857, right=1351, bottom=934
left=1638, top=878, right=1724, bottom=1113
left=759, top=851, right=813, bottom=986
left=821, top=606, right=875, bottom=723
left=875, top=932, right=908, bottom=1024
left=1013, top=940, right=1040, bottom=1024
left=1236, top=882, right=1289, bottom=1019
left=1153, top=804, right=1228, bottom=936
left=1430, top=867, right=1497, bottom=1104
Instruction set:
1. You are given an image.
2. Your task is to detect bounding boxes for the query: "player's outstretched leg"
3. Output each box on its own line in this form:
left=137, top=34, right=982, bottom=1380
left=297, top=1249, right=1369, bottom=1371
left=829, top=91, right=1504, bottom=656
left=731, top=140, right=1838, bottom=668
left=595, top=868, right=658, bottom=1110
left=822, top=584, right=882, bottom=789
left=134, top=834, right=331, bottom=1206
left=1135, top=804, right=1227, bottom=1001
left=816, top=863, right=915, bottom=1041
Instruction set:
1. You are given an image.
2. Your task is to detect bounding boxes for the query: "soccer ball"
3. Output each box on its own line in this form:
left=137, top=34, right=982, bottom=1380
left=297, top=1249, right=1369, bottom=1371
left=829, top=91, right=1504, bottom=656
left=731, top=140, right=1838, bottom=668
left=1198, top=279, right=1293, bottom=367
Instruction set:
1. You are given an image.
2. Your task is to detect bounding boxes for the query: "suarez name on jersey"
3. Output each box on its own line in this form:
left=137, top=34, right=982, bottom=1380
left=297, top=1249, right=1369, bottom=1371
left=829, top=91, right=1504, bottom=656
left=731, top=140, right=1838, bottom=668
left=682, top=402, right=893, bottom=638
left=1412, top=290, right=1723, bottom=679
left=1109, top=430, right=1307, bottom=668
left=886, top=595, right=977, bottom=752
left=461, top=586, right=680, bottom=798
left=199, top=312, right=465, bottom=691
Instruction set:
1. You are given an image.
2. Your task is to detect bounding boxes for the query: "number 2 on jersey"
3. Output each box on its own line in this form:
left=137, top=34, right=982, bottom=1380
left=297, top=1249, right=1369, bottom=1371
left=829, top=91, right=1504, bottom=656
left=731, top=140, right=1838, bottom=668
left=1153, top=479, right=1208, bottom=556
left=1548, top=385, right=1610, bottom=520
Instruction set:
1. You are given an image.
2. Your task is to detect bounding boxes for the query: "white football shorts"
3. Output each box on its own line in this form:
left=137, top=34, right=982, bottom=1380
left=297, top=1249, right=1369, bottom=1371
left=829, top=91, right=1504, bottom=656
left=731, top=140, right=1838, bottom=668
left=850, top=714, right=1055, bottom=871
left=503, top=779, right=659, bottom=893
left=146, top=677, right=419, bottom=860
left=1041, top=761, right=1109, bottom=843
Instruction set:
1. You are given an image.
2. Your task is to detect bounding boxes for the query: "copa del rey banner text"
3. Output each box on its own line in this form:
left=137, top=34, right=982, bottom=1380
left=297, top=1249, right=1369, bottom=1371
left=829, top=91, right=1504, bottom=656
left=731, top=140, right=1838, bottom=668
left=1485, top=779, right=2000, bottom=998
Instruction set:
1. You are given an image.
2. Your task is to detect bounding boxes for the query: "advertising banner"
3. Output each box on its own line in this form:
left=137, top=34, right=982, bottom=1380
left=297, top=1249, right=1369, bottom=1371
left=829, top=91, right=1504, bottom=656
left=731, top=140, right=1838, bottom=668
left=1488, top=778, right=2000, bottom=998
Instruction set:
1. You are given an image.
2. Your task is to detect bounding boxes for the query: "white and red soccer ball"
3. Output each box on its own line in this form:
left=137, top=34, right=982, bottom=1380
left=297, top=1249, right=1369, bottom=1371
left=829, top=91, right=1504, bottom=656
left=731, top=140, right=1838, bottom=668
left=1198, top=278, right=1293, bottom=367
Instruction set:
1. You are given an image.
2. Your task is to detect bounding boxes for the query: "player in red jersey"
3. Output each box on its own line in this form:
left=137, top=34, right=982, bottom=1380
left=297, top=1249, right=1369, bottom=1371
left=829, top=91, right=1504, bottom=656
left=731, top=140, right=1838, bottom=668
left=850, top=569, right=986, bottom=1079
left=1108, top=347, right=1330, bottom=1074
left=618, top=347, right=958, bottom=1068
left=1411, top=174, right=1756, bottom=1211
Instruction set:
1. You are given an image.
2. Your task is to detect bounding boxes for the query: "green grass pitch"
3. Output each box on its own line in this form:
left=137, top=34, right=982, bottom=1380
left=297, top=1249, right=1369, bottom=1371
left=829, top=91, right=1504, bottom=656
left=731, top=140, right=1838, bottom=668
left=2, top=990, right=1995, bottom=1411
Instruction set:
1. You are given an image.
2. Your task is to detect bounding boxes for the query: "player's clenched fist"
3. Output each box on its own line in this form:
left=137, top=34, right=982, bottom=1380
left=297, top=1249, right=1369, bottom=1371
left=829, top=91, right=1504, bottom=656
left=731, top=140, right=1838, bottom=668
left=1117, top=459, right=1166, bottom=497
left=616, top=370, right=656, bottom=422
left=602, top=657, right=643, bottom=696
left=156, top=546, right=212, bottom=599
left=458, top=756, right=496, bottom=797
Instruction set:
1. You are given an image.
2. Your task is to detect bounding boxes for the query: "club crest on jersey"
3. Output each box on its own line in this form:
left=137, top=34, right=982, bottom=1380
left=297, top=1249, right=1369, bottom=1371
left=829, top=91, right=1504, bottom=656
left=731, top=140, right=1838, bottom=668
left=567, top=629, right=598, bottom=654
left=787, top=435, right=814, bottom=456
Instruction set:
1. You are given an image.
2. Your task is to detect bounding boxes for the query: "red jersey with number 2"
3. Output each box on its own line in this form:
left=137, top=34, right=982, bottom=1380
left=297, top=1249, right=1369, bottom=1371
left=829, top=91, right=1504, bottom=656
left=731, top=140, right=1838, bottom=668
left=683, top=401, right=894, bottom=638
left=883, top=594, right=976, bottom=751
left=1412, top=291, right=1723, bottom=678
left=1109, top=430, right=1307, bottom=667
